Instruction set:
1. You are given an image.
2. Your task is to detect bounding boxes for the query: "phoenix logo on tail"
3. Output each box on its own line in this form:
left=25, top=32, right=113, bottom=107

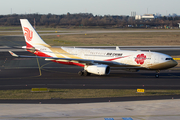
left=23, top=27, right=33, bottom=42
left=9, top=19, right=178, bottom=78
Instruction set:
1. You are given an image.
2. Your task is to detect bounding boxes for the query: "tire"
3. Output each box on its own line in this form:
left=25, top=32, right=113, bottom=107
left=78, top=71, right=83, bottom=76
left=83, top=71, right=88, bottom=76
left=83, top=71, right=91, bottom=76
left=155, top=74, right=159, bottom=78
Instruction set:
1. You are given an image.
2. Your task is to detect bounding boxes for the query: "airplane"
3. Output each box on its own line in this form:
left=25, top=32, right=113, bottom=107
left=9, top=19, right=178, bottom=78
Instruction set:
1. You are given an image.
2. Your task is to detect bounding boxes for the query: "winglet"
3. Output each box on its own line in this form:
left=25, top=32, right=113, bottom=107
left=9, top=51, right=19, bottom=57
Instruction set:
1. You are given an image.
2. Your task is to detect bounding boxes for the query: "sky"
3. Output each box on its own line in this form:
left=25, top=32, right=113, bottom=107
left=1, top=0, right=180, bottom=16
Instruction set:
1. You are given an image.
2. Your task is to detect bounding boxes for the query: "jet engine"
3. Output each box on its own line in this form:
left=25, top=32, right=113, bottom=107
left=85, top=65, right=110, bottom=75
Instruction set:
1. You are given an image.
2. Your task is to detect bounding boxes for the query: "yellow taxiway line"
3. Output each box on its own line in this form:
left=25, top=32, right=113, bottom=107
left=173, top=58, right=180, bottom=60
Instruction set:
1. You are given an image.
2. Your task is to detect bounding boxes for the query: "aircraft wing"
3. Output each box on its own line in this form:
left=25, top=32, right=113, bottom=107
left=9, top=51, right=122, bottom=66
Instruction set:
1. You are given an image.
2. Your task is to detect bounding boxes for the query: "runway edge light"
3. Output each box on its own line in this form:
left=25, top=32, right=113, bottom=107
left=136, top=89, right=145, bottom=93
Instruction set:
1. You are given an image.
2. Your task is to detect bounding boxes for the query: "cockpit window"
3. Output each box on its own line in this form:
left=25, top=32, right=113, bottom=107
left=165, top=58, right=173, bottom=60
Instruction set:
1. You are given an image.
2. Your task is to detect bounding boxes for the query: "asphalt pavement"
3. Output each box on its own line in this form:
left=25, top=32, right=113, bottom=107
left=0, top=34, right=180, bottom=120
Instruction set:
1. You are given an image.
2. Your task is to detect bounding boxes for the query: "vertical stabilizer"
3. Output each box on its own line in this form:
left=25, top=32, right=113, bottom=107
left=20, top=19, right=50, bottom=48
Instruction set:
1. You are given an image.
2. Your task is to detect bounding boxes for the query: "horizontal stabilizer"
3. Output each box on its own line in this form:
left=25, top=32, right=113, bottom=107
left=9, top=51, right=19, bottom=57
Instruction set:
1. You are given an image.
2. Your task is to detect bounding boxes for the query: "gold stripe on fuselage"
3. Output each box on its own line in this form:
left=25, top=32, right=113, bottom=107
left=49, top=47, right=82, bottom=59
left=34, top=43, right=51, bottom=47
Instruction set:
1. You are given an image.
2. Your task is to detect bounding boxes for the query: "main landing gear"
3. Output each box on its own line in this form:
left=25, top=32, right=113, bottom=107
left=155, top=70, right=160, bottom=78
left=78, top=70, right=91, bottom=76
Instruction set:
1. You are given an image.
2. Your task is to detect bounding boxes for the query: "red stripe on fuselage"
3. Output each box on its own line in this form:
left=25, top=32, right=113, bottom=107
left=26, top=42, right=33, bottom=48
left=53, top=60, right=85, bottom=67
left=104, top=57, right=124, bottom=61
left=104, top=55, right=131, bottom=61
left=34, top=50, right=84, bottom=67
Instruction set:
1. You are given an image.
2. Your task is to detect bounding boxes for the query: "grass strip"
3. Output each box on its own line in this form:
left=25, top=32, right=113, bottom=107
left=41, top=32, right=180, bottom=46
left=0, top=89, right=180, bottom=100
left=1, top=28, right=180, bottom=46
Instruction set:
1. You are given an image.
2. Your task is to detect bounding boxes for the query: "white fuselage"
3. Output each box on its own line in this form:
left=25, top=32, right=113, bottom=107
left=34, top=46, right=177, bottom=70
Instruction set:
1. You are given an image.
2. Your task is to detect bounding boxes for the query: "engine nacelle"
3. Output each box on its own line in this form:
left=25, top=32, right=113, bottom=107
left=85, top=65, right=110, bottom=75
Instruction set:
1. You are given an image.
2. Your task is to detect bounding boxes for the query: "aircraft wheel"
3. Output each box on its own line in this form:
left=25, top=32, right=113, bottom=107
left=78, top=71, right=83, bottom=76
left=155, top=74, right=159, bottom=78
left=83, top=71, right=91, bottom=76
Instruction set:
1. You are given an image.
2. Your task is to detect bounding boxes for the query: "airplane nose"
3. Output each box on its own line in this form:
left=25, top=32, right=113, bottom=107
left=171, top=60, right=178, bottom=67
left=161, top=60, right=178, bottom=69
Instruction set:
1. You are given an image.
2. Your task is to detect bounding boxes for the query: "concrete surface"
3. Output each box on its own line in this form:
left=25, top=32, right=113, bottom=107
left=0, top=99, right=180, bottom=120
